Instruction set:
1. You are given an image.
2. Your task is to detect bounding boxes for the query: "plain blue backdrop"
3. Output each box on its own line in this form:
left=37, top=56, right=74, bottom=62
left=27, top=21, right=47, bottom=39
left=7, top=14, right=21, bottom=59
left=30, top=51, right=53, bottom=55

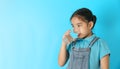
left=0, top=0, right=120, bottom=69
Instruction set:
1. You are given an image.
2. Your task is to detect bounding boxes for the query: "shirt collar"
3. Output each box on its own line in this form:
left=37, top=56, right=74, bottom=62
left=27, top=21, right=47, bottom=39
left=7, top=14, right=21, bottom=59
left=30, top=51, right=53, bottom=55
left=84, top=34, right=96, bottom=41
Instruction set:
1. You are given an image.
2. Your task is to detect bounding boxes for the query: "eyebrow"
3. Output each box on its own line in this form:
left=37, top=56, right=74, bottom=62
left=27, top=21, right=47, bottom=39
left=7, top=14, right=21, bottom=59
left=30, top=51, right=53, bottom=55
left=71, top=23, right=82, bottom=26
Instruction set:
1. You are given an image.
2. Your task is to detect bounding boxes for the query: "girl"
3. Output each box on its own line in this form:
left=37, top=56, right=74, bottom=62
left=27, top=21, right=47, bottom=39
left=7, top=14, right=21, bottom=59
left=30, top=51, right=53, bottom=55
left=58, top=8, right=110, bottom=69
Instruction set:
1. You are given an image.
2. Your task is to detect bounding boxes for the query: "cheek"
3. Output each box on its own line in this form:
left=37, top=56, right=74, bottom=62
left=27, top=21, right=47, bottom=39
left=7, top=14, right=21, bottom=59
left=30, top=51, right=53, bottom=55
left=80, top=27, right=89, bottom=33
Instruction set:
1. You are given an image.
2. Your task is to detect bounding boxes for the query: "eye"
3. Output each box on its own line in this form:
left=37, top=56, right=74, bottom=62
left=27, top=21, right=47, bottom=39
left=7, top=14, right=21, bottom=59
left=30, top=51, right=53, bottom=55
left=77, top=24, right=82, bottom=27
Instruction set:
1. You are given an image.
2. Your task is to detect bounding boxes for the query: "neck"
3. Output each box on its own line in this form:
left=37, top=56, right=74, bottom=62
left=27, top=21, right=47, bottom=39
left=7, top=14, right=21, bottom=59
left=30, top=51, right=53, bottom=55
left=87, top=32, right=93, bottom=37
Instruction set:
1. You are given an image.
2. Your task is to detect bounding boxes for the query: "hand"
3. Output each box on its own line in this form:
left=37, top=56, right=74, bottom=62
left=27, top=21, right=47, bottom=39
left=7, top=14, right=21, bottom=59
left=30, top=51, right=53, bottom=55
left=62, top=30, right=73, bottom=45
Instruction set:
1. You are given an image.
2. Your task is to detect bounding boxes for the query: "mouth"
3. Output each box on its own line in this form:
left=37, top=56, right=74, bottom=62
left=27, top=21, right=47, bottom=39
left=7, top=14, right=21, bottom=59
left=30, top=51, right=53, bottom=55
left=78, top=33, right=81, bottom=37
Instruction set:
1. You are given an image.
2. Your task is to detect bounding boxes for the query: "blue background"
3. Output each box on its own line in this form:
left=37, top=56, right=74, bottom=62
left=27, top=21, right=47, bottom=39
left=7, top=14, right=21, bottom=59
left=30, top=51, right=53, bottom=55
left=0, top=0, right=120, bottom=69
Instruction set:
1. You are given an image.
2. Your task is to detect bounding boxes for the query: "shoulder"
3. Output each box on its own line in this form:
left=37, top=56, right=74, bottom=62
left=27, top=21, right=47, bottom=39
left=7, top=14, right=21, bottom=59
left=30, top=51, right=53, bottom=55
left=97, top=38, right=108, bottom=48
left=93, top=36, right=110, bottom=50
left=97, top=38, right=107, bottom=44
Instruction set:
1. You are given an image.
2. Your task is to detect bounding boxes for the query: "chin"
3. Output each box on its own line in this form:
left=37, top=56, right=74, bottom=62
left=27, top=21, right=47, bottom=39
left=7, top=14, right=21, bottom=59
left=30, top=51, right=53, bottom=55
left=78, top=36, right=83, bottom=39
left=78, top=35, right=86, bottom=39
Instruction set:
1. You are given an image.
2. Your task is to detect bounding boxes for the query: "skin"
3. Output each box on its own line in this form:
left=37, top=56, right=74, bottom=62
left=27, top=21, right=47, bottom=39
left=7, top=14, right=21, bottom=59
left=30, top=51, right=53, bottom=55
left=58, top=16, right=109, bottom=69
left=101, top=55, right=110, bottom=69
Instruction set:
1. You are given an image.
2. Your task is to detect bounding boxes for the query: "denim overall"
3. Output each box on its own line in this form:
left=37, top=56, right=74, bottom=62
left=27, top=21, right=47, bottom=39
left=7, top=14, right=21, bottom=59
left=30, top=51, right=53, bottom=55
left=67, top=37, right=99, bottom=69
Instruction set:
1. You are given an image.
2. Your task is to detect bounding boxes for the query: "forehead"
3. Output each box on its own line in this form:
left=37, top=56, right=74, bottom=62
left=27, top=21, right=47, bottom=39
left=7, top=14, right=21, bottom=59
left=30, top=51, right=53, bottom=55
left=71, top=16, right=86, bottom=25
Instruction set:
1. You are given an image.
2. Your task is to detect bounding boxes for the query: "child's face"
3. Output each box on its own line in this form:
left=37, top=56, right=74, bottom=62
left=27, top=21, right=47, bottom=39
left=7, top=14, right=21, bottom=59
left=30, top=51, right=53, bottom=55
left=71, top=16, right=93, bottom=39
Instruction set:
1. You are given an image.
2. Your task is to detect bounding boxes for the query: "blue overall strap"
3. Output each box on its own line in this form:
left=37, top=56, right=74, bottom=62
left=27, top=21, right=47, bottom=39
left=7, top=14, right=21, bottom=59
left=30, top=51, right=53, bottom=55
left=88, top=36, right=99, bottom=48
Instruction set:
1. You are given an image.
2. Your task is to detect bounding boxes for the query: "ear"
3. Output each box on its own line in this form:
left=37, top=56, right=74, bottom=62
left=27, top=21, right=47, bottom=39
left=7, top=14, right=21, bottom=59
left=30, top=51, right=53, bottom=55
left=88, top=21, right=94, bottom=29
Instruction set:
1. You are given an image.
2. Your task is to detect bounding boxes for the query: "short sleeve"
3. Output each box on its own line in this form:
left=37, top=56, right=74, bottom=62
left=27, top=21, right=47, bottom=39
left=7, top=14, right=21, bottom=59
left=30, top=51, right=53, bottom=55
left=99, top=39, right=110, bottom=60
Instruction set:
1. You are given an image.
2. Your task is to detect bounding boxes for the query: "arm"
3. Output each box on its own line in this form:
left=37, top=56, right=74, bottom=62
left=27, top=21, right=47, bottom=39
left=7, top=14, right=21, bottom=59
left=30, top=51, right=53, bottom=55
left=100, top=54, right=110, bottom=69
left=58, top=30, right=73, bottom=67
left=58, top=41, right=69, bottom=67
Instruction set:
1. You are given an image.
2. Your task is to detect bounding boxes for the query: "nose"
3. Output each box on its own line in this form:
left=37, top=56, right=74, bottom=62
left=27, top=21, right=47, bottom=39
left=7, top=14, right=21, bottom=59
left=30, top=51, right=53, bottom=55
left=73, top=28, right=79, bottom=34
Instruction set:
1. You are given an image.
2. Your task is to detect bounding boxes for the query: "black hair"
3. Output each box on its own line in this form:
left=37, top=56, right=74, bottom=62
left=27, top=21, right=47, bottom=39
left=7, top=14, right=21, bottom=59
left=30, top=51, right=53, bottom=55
left=70, top=8, right=97, bottom=29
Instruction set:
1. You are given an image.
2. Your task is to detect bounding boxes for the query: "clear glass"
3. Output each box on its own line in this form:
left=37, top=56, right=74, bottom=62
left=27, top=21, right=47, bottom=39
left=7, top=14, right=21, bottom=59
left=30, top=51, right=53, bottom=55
left=70, top=28, right=77, bottom=39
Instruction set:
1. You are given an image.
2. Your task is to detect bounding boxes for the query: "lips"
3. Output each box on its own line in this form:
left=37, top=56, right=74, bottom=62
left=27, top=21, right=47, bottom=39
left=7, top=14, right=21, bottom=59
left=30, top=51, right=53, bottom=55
left=78, top=33, right=81, bottom=37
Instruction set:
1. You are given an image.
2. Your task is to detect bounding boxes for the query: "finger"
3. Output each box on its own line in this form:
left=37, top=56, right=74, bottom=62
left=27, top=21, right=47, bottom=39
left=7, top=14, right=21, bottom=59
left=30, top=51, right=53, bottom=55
left=66, top=35, right=73, bottom=42
left=65, top=30, right=71, bottom=35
